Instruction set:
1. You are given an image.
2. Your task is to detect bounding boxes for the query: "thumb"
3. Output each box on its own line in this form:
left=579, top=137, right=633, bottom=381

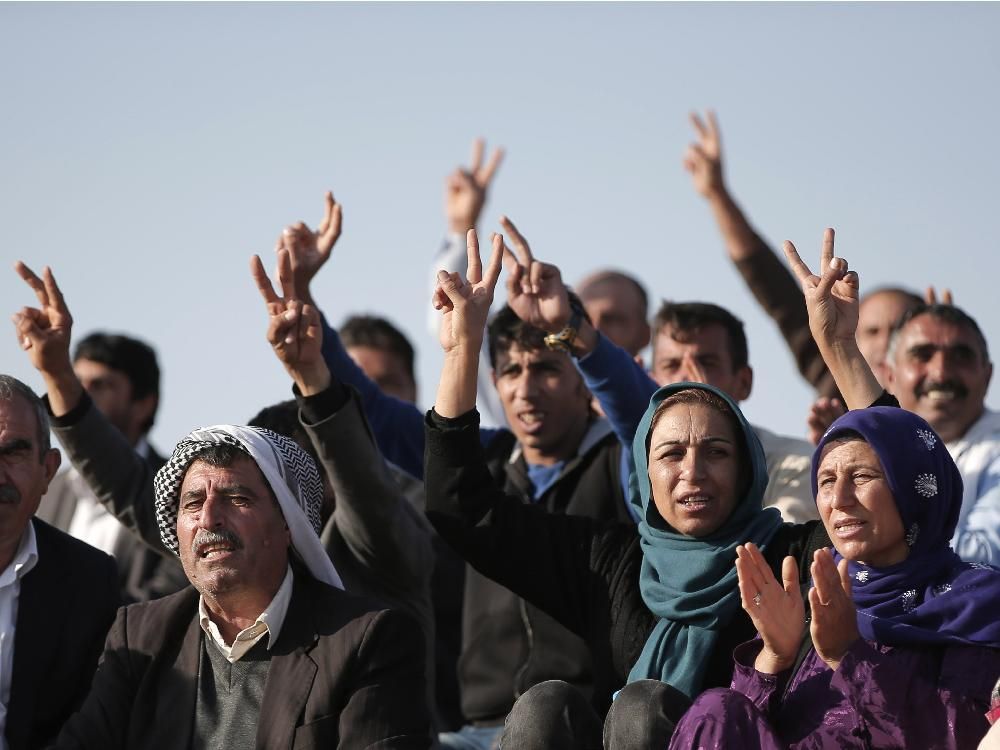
left=436, top=270, right=464, bottom=306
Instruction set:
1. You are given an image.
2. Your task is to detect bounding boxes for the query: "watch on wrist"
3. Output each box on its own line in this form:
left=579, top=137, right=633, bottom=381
left=544, top=306, right=584, bottom=354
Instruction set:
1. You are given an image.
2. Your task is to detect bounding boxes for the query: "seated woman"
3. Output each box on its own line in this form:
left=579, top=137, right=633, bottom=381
left=667, top=231, right=1000, bottom=749
left=424, top=230, right=832, bottom=748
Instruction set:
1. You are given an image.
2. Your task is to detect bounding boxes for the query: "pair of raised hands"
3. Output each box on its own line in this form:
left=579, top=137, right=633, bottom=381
left=736, top=542, right=860, bottom=674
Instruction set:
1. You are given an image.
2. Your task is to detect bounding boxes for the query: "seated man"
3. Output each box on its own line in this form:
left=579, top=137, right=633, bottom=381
left=49, top=287, right=430, bottom=747
left=34, top=330, right=186, bottom=603
left=0, top=374, right=118, bottom=750
left=649, top=301, right=816, bottom=523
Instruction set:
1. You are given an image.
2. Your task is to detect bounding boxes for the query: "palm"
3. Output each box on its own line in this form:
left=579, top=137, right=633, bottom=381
left=737, top=546, right=806, bottom=671
left=280, top=191, right=342, bottom=289
left=13, top=262, right=75, bottom=375
left=784, top=229, right=860, bottom=348
left=434, top=230, right=504, bottom=355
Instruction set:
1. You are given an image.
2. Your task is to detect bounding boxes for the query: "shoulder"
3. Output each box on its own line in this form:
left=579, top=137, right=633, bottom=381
left=751, top=424, right=812, bottom=463
left=115, top=586, right=199, bottom=646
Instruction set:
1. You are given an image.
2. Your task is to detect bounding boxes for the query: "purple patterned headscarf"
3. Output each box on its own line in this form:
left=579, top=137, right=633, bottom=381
left=813, top=406, right=1000, bottom=647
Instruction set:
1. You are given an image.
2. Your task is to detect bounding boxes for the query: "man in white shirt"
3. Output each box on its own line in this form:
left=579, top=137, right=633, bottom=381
left=0, top=374, right=118, bottom=750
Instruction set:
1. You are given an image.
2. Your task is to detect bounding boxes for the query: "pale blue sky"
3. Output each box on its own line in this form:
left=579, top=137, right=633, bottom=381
left=2, top=2, right=998, bottom=452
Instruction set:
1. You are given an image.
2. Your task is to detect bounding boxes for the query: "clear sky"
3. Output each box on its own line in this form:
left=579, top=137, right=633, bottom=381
left=3, top=1, right=998, bottom=454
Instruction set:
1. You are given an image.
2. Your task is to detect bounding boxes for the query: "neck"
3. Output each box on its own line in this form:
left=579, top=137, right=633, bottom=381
left=521, top=412, right=592, bottom=466
left=201, top=586, right=278, bottom=645
left=0, top=524, right=28, bottom=574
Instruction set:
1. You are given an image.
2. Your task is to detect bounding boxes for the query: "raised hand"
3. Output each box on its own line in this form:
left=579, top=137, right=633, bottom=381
left=806, top=396, right=847, bottom=446
left=11, top=262, right=76, bottom=380
left=783, top=229, right=860, bottom=352
left=251, top=248, right=329, bottom=395
left=924, top=286, right=954, bottom=306
left=808, top=548, right=860, bottom=671
left=500, top=215, right=571, bottom=334
left=446, top=138, right=504, bottom=235
left=434, top=229, right=504, bottom=356
left=683, top=110, right=725, bottom=199
left=277, top=190, right=343, bottom=306
left=736, top=542, right=806, bottom=674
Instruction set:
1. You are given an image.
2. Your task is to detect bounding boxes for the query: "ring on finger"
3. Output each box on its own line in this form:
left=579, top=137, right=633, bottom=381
left=753, top=592, right=762, bottom=607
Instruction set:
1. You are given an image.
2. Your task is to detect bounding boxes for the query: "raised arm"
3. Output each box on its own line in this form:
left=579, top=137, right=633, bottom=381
left=252, top=249, right=435, bottom=593
left=783, top=229, right=882, bottom=410
left=12, top=262, right=167, bottom=554
left=685, top=111, right=838, bottom=397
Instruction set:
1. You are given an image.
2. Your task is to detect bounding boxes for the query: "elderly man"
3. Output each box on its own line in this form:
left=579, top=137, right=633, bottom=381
left=0, top=375, right=118, bottom=750
left=44, top=311, right=430, bottom=748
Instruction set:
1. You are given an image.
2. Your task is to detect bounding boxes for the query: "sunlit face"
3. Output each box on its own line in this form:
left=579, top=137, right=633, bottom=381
left=857, top=291, right=919, bottom=384
left=886, top=314, right=992, bottom=443
left=816, top=439, right=908, bottom=567
left=346, top=346, right=417, bottom=403
left=652, top=324, right=752, bottom=402
left=579, top=278, right=650, bottom=357
left=492, top=344, right=592, bottom=466
left=646, top=402, right=741, bottom=537
left=176, top=456, right=290, bottom=600
left=74, top=358, right=154, bottom=445
left=0, top=396, right=60, bottom=556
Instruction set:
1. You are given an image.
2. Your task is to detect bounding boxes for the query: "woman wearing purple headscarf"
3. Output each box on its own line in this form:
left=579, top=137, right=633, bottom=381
left=666, top=232, right=1000, bottom=748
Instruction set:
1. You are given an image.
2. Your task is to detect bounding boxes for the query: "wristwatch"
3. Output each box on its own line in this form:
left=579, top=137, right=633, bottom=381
left=544, top=305, right=584, bottom=354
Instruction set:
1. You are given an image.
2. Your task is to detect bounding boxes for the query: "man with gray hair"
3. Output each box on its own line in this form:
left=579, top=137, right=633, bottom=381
left=0, top=374, right=118, bottom=750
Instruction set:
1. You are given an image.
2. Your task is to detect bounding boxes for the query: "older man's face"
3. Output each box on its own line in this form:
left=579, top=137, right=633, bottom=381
left=0, top=396, right=60, bottom=557
left=176, top=455, right=290, bottom=600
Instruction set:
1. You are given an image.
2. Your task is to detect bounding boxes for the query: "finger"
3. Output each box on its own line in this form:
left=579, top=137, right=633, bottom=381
left=479, top=147, right=505, bottom=185
left=924, top=286, right=937, bottom=305
left=319, top=191, right=335, bottom=234
left=300, top=303, right=322, bottom=347
left=684, top=144, right=708, bottom=167
left=42, top=267, right=70, bottom=317
left=815, top=256, right=848, bottom=300
left=466, top=229, right=483, bottom=284
left=819, top=227, right=836, bottom=276
left=837, top=558, right=853, bottom=600
left=469, top=137, right=485, bottom=173
left=706, top=109, right=720, bottom=143
left=14, top=261, right=49, bottom=308
left=781, top=555, right=801, bottom=597
left=436, top=269, right=466, bottom=307
left=482, top=233, right=504, bottom=291
left=689, top=111, right=708, bottom=139
left=284, top=300, right=301, bottom=345
left=250, top=255, right=281, bottom=306
left=736, top=544, right=770, bottom=596
left=782, top=241, right=815, bottom=284
left=942, top=288, right=953, bottom=305
left=322, top=202, right=343, bottom=248
left=499, top=215, right=534, bottom=266
left=810, top=549, right=837, bottom=605
left=11, top=309, right=45, bottom=350
left=529, top=261, right=546, bottom=296
left=267, top=308, right=296, bottom=349
left=505, top=252, right=524, bottom=296
left=277, top=248, right=297, bottom=301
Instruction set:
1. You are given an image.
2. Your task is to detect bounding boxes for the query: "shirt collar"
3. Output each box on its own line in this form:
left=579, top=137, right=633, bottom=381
left=198, top=565, right=294, bottom=662
left=0, top=521, right=39, bottom=589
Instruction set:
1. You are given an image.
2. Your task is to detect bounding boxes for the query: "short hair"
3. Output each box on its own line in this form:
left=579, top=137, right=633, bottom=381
left=651, top=301, right=749, bottom=370
left=578, top=270, right=649, bottom=317
left=340, top=315, right=415, bottom=383
left=0, top=374, right=51, bottom=457
left=487, top=291, right=592, bottom=369
left=74, top=332, right=160, bottom=432
left=887, top=304, right=991, bottom=364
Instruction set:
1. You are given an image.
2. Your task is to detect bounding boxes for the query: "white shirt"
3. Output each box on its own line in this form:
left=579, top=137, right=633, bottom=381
left=947, top=408, right=1000, bottom=564
left=754, top=424, right=820, bottom=524
left=0, top=523, right=39, bottom=750
left=198, top=566, right=293, bottom=663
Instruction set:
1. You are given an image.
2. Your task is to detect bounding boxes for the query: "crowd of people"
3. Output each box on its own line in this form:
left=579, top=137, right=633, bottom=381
left=2, top=112, right=998, bottom=749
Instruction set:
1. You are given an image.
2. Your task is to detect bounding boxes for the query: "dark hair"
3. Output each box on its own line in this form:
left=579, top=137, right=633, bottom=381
left=0, top=374, right=51, bottom=457
left=74, top=332, right=160, bottom=432
left=578, top=270, right=649, bottom=318
left=652, top=301, right=749, bottom=370
left=487, top=291, right=591, bottom=369
left=340, top=315, right=416, bottom=383
left=190, top=442, right=250, bottom=468
left=889, top=304, right=991, bottom=363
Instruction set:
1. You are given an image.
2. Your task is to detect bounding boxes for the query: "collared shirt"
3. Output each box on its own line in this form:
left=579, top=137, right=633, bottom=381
left=0, top=523, right=40, bottom=750
left=198, top=566, right=293, bottom=663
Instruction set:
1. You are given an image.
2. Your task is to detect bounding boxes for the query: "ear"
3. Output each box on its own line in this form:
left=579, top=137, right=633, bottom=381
left=41, top=448, right=61, bottom=489
left=131, top=394, right=158, bottom=435
left=733, top=365, right=753, bottom=402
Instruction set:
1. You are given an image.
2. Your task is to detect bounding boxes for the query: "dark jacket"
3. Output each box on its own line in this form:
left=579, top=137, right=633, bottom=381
left=6, top=519, right=118, bottom=750
left=54, top=573, right=431, bottom=749
left=425, top=410, right=831, bottom=715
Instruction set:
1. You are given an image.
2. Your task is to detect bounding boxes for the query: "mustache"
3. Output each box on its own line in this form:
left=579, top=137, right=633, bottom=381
left=191, top=528, right=244, bottom=555
left=916, top=380, right=969, bottom=399
left=0, top=484, right=21, bottom=504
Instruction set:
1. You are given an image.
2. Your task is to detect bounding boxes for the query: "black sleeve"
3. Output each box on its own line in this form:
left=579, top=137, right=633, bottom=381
left=424, top=409, right=622, bottom=639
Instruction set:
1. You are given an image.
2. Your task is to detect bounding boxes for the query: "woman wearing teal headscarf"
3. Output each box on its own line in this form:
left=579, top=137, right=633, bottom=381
left=424, top=233, right=829, bottom=748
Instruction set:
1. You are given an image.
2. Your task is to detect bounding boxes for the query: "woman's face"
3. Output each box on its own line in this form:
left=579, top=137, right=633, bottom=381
left=816, top=438, right=909, bottom=567
left=647, top=402, right=741, bottom=537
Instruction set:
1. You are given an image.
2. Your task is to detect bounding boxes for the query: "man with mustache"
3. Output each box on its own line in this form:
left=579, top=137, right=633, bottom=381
left=0, top=374, right=118, bottom=750
left=884, top=303, right=999, bottom=564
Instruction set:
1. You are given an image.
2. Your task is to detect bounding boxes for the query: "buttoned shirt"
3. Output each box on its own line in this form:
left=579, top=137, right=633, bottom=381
left=0, top=523, right=39, bottom=750
left=198, top=566, right=293, bottom=663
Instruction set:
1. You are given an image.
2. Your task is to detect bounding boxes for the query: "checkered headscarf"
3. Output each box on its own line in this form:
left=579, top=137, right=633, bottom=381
left=153, top=424, right=343, bottom=589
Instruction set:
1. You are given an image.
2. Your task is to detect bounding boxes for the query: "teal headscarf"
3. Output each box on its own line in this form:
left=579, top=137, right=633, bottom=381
left=625, top=382, right=783, bottom=697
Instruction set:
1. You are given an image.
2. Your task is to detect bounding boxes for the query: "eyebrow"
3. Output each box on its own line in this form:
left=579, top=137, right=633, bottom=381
left=180, top=483, right=261, bottom=501
left=0, top=438, right=34, bottom=457
left=652, top=436, right=734, bottom=449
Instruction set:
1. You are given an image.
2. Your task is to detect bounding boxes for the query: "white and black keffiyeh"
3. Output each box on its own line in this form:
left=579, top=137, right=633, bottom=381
left=154, top=424, right=343, bottom=589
